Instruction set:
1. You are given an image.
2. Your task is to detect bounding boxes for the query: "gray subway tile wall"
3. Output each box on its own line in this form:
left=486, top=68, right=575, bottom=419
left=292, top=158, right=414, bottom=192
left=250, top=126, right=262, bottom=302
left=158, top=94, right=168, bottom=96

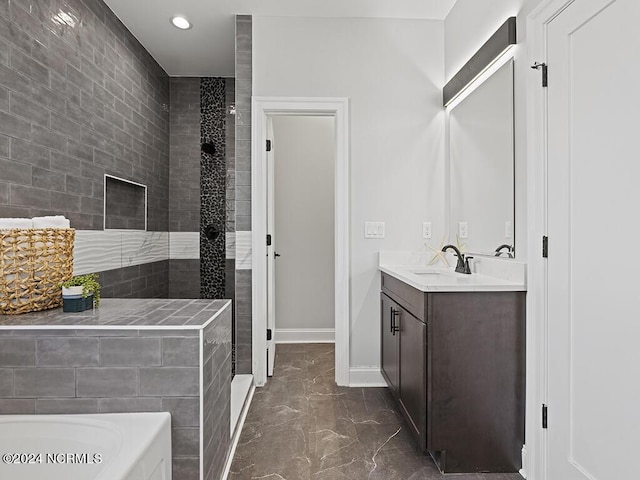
left=99, top=337, right=162, bottom=366
left=0, top=319, right=232, bottom=480
left=0, top=338, right=36, bottom=366
left=36, top=337, right=100, bottom=366
left=235, top=267, right=252, bottom=374
left=0, top=369, right=12, bottom=397
left=0, top=0, right=170, bottom=231
left=162, top=397, right=200, bottom=427
left=76, top=367, right=138, bottom=397
left=98, top=397, right=163, bottom=413
left=234, top=14, right=252, bottom=375
left=36, top=398, right=99, bottom=414
left=168, top=259, right=201, bottom=299
left=225, top=79, right=236, bottom=233
left=98, top=260, right=170, bottom=299
left=162, top=336, right=200, bottom=366
left=234, top=14, right=251, bottom=233
left=203, top=306, right=232, bottom=480
left=14, top=368, right=76, bottom=397
left=169, top=77, right=200, bottom=233
left=2, top=2, right=239, bottom=475
left=2, top=0, right=237, bottom=299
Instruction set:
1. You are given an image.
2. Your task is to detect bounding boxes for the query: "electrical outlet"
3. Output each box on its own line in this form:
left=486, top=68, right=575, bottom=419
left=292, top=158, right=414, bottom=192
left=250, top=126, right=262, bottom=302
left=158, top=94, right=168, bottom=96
left=422, top=222, right=432, bottom=239
left=505, top=221, right=513, bottom=239
left=365, top=222, right=385, bottom=239
left=458, top=222, right=468, bottom=239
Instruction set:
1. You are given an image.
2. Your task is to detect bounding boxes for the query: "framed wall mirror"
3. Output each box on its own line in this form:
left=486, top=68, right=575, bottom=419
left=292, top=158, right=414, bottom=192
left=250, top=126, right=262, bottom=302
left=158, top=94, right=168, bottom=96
left=444, top=17, right=516, bottom=258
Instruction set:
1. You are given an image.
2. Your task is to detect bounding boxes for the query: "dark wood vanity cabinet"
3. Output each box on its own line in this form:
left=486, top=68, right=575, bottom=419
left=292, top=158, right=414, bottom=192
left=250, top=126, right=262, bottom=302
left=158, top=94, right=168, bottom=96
left=380, top=292, right=427, bottom=449
left=380, top=272, right=526, bottom=474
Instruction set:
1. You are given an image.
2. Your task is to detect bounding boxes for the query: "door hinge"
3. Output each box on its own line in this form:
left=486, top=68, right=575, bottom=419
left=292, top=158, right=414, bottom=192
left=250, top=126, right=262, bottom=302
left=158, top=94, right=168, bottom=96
left=542, top=404, right=548, bottom=429
left=531, top=62, right=548, bottom=87
left=266, top=234, right=272, bottom=246
left=267, top=329, right=272, bottom=341
left=266, top=139, right=272, bottom=152
left=542, top=236, right=548, bottom=258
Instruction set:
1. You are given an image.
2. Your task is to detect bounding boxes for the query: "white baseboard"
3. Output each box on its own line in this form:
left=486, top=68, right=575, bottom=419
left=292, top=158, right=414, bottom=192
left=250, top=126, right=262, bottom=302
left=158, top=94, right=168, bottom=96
left=275, top=328, right=335, bottom=344
left=349, top=367, right=387, bottom=387
left=519, top=444, right=528, bottom=478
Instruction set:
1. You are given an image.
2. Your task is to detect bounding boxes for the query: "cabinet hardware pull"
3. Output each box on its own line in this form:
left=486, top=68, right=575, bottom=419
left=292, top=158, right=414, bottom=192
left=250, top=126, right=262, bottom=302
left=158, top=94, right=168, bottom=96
left=390, top=307, right=394, bottom=333
left=391, top=308, right=400, bottom=335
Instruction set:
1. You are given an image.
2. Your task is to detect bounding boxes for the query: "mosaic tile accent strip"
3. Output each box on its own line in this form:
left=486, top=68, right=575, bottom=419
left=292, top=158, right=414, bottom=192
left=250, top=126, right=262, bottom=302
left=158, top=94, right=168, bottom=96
left=200, top=78, right=227, bottom=299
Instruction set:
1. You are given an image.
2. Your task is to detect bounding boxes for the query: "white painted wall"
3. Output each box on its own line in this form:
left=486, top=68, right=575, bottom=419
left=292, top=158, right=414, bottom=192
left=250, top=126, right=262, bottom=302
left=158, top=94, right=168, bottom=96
left=445, top=0, right=545, bottom=260
left=272, top=116, right=335, bottom=331
left=253, top=17, right=445, bottom=368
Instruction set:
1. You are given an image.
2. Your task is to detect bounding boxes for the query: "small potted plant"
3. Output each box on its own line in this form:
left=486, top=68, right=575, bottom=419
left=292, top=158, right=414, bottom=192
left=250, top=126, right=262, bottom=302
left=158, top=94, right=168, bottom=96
left=61, top=274, right=101, bottom=312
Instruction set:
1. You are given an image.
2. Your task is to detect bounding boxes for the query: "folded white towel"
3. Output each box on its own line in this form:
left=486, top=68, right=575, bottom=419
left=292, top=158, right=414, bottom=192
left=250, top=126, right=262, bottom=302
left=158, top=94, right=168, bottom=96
left=0, top=218, right=33, bottom=230
left=32, top=216, right=70, bottom=229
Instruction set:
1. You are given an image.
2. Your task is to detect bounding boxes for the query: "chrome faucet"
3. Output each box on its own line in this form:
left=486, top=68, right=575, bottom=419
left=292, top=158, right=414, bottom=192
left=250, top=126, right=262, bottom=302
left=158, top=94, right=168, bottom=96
left=442, top=245, right=473, bottom=274
left=494, top=244, right=514, bottom=258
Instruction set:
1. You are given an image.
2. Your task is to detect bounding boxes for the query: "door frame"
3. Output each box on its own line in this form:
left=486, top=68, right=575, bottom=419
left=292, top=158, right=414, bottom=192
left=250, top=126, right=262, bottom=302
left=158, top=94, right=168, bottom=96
left=527, top=1, right=575, bottom=479
left=251, top=97, right=350, bottom=387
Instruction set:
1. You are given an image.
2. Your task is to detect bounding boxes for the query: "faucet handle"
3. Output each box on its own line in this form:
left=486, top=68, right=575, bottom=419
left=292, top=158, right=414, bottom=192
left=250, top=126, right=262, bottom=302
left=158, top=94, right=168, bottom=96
left=463, top=256, right=474, bottom=275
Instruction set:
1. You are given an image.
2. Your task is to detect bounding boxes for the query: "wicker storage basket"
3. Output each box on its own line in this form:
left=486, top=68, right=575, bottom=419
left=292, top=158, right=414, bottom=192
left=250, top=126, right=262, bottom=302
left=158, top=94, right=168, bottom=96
left=0, top=229, right=75, bottom=315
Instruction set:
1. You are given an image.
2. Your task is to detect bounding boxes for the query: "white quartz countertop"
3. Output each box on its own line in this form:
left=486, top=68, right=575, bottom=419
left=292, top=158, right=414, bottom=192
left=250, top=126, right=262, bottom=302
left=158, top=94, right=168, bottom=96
left=380, top=265, right=527, bottom=292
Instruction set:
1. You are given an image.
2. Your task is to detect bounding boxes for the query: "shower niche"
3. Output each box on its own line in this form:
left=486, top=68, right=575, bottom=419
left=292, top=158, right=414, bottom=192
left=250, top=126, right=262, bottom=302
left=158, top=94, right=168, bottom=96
left=104, top=175, right=147, bottom=230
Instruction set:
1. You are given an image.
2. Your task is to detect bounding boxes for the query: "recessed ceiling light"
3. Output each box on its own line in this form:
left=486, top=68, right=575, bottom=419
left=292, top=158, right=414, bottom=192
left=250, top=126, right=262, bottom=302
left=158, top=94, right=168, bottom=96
left=170, top=16, right=192, bottom=30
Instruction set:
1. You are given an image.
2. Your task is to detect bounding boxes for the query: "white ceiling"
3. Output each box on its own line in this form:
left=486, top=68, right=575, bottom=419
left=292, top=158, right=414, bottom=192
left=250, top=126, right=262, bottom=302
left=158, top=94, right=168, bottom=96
left=102, top=0, right=458, bottom=77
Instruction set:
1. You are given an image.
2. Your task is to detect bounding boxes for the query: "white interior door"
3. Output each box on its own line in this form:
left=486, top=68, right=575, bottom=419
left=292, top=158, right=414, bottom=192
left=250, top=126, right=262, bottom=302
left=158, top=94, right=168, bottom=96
left=271, top=116, right=336, bottom=344
left=546, top=1, right=640, bottom=478
left=266, top=117, right=276, bottom=377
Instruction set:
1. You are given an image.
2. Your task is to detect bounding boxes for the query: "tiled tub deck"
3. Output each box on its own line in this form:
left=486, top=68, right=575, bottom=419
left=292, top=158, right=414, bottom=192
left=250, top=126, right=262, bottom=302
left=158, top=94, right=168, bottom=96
left=0, top=299, right=232, bottom=480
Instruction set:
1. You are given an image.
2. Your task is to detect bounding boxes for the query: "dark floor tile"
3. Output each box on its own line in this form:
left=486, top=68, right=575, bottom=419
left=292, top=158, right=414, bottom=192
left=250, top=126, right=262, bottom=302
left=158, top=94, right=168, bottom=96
left=230, top=344, right=523, bottom=480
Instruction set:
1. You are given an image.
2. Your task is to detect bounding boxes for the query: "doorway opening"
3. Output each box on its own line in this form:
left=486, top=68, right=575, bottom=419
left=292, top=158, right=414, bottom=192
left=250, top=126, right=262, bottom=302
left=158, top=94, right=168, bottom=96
left=267, top=115, right=336, bottom=375
left=252, top=97, right=350, bottom=387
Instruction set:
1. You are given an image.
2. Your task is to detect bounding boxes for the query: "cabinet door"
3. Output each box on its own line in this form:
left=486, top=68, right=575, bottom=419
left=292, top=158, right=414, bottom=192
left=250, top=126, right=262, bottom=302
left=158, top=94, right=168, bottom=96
left=398, top=307, right=427, bottom=451
left=380, top=293, right=399, bottom=394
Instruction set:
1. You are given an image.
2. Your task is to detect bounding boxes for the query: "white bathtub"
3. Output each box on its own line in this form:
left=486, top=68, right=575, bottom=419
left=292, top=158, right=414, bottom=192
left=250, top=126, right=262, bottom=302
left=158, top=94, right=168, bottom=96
left=0, top=412, right=171, bottom=480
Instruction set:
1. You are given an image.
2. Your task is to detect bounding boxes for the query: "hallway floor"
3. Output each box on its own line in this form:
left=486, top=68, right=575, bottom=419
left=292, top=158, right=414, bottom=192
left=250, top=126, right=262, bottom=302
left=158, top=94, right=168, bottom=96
left=229, top=344, right=522, bottom=480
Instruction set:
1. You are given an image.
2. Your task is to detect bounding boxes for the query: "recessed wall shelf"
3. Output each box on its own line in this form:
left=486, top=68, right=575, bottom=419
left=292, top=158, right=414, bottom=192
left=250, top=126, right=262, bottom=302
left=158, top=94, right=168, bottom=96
left=104, top=174, right=148, bottom=231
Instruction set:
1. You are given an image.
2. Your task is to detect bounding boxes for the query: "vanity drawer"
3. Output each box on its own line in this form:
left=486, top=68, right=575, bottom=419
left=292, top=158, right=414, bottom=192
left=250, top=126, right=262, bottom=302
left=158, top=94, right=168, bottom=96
left=381, top=272, right=427, bottom=322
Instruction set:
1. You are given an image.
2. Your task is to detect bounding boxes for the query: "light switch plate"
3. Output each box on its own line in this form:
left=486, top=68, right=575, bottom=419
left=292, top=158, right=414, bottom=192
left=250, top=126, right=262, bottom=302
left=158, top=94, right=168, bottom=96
left=422, top=222, right=432, bottom=239
left=458, top=222, right=468, bottom=239
left=365, top=221, right=385, bottom=239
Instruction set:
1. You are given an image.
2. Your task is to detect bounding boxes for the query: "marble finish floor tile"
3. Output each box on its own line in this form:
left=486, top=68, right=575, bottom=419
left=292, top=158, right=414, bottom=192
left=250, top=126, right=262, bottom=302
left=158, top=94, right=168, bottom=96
left=230, top=344, right=523, bottom=480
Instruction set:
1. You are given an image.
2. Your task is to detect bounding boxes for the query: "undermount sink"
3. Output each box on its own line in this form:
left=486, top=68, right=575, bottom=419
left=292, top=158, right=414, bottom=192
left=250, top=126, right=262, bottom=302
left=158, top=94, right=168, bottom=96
left=404, top=267, right=451, bottom=276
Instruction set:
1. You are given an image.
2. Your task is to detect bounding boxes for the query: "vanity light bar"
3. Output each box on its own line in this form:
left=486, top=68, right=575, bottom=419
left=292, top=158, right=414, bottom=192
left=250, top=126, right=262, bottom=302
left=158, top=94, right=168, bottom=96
left=444, top=44, right=515, bottom=111
left=443, top=16, right=517, bottom=107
